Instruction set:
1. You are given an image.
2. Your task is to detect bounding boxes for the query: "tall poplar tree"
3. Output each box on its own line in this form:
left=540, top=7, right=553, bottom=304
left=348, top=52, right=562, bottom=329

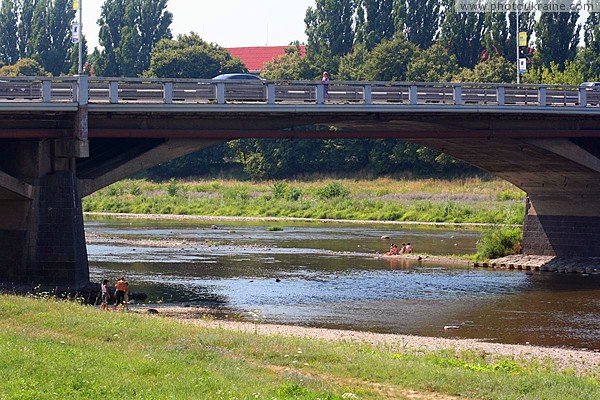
left=0, top=0, right=19, bottom=65
left=18, top=0, right=37, bottom=59
left=305, top=0, right=356, bottom=58
left=29, top=0, right=75, bottom=75
left=360, top=0, right=395, bottom=50
left=579, top=13, right=600, bottom=79
left=482, top=12, right=510, bottom=60
left=393, top=0, right=441, bottom=49
left=534, top=10, right=580, bottom=69
left=95, top=0, right=172, bottom=77
left=438, top=0, right=485, bottom=68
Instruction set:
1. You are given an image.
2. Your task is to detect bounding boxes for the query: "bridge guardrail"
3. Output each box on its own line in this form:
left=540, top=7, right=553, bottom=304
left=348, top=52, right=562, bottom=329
left=0, top=76, right=596, bottom=109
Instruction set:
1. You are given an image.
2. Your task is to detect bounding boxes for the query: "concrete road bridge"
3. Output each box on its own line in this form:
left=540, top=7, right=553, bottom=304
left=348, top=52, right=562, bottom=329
left=1, top=76, right=599, bottom=288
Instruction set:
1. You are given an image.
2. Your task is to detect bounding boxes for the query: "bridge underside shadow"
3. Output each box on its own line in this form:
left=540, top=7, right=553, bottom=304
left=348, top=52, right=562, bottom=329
left=409, top=137, right=600, bottom=257
left=2, top=103, right=600, bottom=288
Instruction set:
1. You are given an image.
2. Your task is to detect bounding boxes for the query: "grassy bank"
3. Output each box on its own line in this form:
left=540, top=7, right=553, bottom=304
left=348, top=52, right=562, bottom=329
left=83, top=177, right=526, bottom=225
left=1, top=295, right=598, bottom=399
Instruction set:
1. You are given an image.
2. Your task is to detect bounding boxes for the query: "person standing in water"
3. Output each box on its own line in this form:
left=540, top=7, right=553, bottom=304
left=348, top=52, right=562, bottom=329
left=113, top=277, right=127, bottom=311
left=100, top=279, right=110, bottom=311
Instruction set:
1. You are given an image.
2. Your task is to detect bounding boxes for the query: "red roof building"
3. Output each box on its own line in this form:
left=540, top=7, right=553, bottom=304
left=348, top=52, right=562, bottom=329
left=227, top=45, right=306, bottom=73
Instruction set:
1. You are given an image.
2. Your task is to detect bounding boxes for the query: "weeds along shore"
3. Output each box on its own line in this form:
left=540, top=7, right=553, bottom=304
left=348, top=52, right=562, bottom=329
left=1, top=294, right=599, bottom=399
left=82, top=177, right=526, bottom=225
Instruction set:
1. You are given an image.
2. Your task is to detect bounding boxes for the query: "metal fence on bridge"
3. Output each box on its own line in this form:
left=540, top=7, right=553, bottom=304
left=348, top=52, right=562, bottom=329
left=0, top=76, right=598, bottom=108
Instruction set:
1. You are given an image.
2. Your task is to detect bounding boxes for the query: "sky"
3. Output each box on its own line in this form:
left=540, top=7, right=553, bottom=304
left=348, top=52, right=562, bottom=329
left=81, top=0, right=314, bottom=50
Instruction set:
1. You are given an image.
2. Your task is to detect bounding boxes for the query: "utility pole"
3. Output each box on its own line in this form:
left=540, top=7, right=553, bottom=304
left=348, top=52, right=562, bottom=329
left=78, top=0, right=83, bottom=74
left=516, top=4, right=520, bottom=84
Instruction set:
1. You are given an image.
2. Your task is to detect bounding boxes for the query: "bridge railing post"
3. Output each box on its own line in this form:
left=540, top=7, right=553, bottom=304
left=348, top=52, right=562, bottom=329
left=409, top=85, right=418, bottom=105
left=267, top=83, right=276, bottom=104
left=316, top=83, right=325, bottom=104
left=497, top=86, right=505, bottom=106
left=109, top=81, right=119, bottom=104
left=163, top=81, right=173, bottom=104
left=453, top=84, right=463, bottom=105
left=76, top=75, right=88, bottom=106
left=538, top=86, right=547, bottom=106
left=216, top=82, right=225, bottom=104
left=42, top=79, right=52, bottom=103
left=363, top=84, right=372, bottom=104
left=579, top=87, right=588, bottom=108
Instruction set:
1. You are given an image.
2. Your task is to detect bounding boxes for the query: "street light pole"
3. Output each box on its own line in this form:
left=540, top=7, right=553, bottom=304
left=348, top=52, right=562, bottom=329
left=78, top=0, right=83, bottom=74
left=516, top=5, right=520, bottom=84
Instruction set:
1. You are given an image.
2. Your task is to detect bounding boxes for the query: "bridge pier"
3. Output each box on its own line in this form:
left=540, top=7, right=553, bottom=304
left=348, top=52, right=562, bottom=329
left=0, top=141, right=89, bottom=289
left=523, top=195, right=600, bottom=257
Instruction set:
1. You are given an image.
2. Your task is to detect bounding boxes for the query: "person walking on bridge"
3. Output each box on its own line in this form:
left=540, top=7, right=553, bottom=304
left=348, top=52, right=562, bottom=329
left=322, top=71, right=330, bottom=101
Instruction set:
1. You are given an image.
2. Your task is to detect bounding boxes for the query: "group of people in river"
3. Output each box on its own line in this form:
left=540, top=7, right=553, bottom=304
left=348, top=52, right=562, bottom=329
left=385, top=242, right=414, bottom=256
left=100, top=276, right=129, bottom=311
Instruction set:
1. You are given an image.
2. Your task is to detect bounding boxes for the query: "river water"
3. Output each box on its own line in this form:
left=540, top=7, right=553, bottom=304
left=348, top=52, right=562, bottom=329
left=87, top=218, right=600, bottom=350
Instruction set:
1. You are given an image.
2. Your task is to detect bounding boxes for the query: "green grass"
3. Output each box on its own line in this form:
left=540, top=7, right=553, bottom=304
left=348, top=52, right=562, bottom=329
left=1, top=295, right=598, bottom=399
left=83, top=178, right=526, bottom=225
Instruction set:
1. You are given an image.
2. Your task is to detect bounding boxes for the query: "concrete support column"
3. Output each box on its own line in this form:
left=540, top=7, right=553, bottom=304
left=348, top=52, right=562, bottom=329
left=0, top=141, right=89, bottom=289
left=31, top=171, right=89, bottom=287
left=523, top=195, right=600, bottom=257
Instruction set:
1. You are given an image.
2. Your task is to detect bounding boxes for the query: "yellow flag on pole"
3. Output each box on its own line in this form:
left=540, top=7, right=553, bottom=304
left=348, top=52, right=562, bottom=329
left=73, top=0, right=79, bottom=10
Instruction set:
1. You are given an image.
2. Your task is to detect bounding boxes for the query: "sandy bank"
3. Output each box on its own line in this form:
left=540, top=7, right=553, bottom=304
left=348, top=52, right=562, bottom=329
left=133, top=305, right=600, bottom=376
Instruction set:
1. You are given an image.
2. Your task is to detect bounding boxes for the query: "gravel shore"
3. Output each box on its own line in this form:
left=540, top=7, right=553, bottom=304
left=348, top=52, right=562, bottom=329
left=135, top=306, right=600, bottom=376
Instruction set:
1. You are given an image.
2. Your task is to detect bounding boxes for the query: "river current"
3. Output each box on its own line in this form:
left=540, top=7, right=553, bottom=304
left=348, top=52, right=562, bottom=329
left=87, top=218, right=600, bottom=350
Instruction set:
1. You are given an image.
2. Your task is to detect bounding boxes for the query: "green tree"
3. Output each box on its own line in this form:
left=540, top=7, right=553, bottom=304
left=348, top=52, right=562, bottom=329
left=18, top=0, right=37, bottom=59
left=145, top=33, right=245, bottom=78
left=0, top=0, right=19, bottom=65
left=394, top=0, right=441, bottom=49
left=524, top=61, right=584, bottom=86
left=534, top=10, right=580, bottom=69
left=406, top=43, right=460, bottom=82
left=578, top=13, right=600, bottom=80
left=28, top=0, right=74, bottom=75
left=362, top=36, right=418, bottom=81
left=439, top=0, right=485, bottom=68
left=359, top=0, right=395, bottom=50
left=338, top=42, right=370, bottom=80
left=262, top=45, right=318, bottom=80
left=96, top=0, right=172, bottom=77
left=68, top=38, right=88, bottom=75
left=482, top=12, right=510, bottom=61
left=305, top=0, right=356, bottom=60
left=0, top=57, right=47, bottom=75
left=454, top=57, right=515, bottom=83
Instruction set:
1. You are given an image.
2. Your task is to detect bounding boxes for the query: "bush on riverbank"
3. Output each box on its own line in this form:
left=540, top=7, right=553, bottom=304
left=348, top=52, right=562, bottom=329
left=476, top=226, right=523, bottom=260
left=1, top=295, right=598, bottom=399
left=83, top=178, right=526, bottom=225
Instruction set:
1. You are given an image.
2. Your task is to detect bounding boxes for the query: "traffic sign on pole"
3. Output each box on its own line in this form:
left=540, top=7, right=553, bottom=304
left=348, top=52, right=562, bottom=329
left=518, top=32, right=527, bottom=47
left=71, top=22, right=80, bottom=43
left=519, top=58, right=527, bottom=74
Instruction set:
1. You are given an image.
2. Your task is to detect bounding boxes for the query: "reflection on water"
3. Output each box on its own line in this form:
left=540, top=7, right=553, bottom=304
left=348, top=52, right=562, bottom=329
left=87, top=218, right=600, bottom=349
